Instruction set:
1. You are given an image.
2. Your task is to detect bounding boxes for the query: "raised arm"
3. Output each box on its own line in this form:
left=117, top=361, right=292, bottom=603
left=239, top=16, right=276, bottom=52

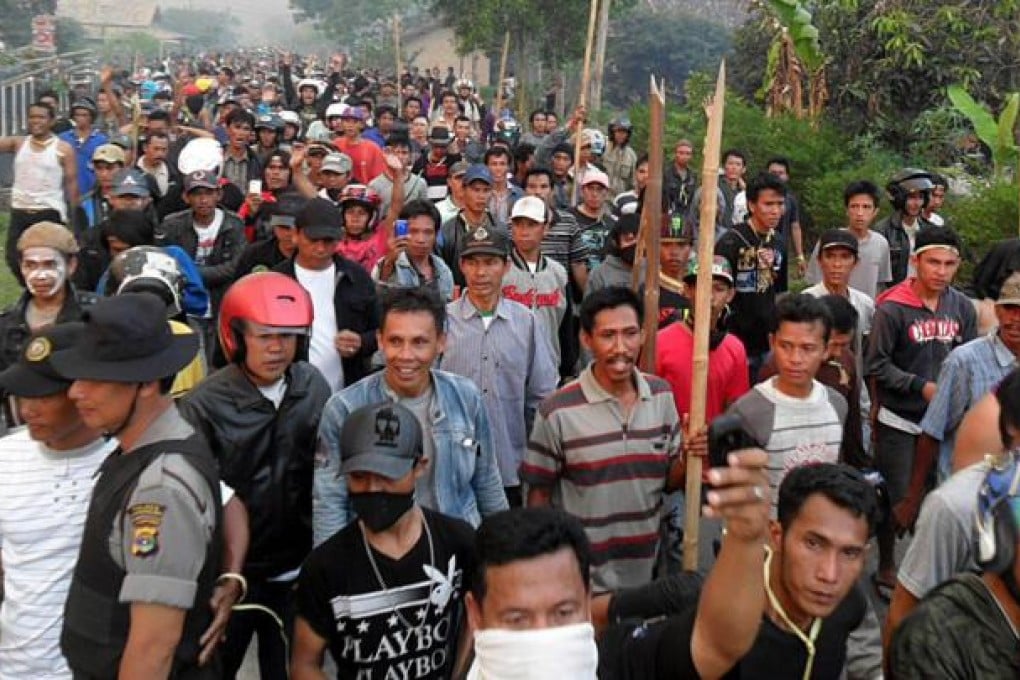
left=690, top=449, right=770, bottom=679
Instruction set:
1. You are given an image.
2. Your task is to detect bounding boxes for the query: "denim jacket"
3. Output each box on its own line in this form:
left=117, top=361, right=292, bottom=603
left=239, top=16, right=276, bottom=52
left=313, top=369, right=508, bottom=545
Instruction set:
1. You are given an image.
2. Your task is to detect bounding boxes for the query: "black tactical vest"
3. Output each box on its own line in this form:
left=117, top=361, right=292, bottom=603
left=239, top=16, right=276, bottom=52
left=61, top=436, right=223, bottom=680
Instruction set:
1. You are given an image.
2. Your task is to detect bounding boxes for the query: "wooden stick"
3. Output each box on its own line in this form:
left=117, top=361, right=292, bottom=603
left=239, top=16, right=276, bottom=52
left=682, top=61, right=726, bottom=571
left=637, top=76, right=665, bottom=373
left=393, top=14, right=402, bottom=112
left=573, top=0, right=599, bottom=203
left=494, top=31, right=511, bottom=119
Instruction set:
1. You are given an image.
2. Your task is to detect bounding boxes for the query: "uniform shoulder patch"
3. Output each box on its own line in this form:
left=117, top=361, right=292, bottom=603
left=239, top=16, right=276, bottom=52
left=128, top=502, right=164, bottom=557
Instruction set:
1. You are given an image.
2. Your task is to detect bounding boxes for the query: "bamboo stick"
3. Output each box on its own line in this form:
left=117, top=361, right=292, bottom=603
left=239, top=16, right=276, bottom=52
left=573, top=0, right=599, bottom=203
left=682, top=61, right=726, bottom=571
left=637, top=76, right=665, bottom=373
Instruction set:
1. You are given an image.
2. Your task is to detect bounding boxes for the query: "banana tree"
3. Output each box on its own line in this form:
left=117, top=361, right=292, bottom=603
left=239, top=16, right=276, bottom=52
left=946, top=85, right=1019, bottom=178
left=759, top=0, right=827, bottom=119
left=947, top=85, right=1020, bottom=234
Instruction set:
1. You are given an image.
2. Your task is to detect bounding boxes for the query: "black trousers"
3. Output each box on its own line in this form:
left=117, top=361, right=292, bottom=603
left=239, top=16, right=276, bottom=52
left=7, top=208, right=64, bottom=283
left=220, top=578, right=296, bottom=679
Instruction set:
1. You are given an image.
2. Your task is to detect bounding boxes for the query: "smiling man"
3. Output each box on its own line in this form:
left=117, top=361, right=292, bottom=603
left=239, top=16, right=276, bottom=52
left=314, top=287, right=507, bottom=545
left=522, top=286, right=683, bottom=592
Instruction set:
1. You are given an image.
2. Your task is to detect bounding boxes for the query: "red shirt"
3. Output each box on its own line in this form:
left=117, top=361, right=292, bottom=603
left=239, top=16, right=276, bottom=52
left=655, top=322, right=750, bottom=422
left=334, top=137, right=387, bottom=184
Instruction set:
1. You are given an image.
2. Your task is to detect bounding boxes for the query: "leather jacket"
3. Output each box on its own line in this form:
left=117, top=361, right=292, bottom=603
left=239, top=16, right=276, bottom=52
left=179, top=362, right=331, bottom=578
left=155, top=208, right=245, bottom=310
left=873, top=212, right=934, bottom=285
left=0, top=286, right=96, bottom=372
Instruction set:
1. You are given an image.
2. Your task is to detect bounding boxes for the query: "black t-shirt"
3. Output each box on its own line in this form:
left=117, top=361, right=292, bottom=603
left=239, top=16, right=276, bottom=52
left=607, top=585, right=865, bottom=680
left=295, top=509, right=476, bottom=679
left=715, top=222, right=784, bottom=356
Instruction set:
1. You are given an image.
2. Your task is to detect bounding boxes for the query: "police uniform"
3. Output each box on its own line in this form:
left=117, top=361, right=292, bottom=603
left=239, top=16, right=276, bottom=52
left=60, top=407, right=222, bottom=680
left=47, top=293, right=224, bottom=680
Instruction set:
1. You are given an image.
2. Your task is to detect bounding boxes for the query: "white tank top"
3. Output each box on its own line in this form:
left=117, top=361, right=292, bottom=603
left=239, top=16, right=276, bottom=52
left=12, top=136, right=67, bottom=219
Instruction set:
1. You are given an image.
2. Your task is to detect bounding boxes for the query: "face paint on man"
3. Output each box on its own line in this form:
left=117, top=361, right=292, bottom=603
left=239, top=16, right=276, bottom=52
left=21, top=247, right=68, bottom=298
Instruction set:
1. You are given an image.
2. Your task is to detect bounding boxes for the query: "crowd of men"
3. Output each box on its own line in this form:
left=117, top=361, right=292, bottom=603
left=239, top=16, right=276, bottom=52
left=0, top=48, right=1018, bottom=680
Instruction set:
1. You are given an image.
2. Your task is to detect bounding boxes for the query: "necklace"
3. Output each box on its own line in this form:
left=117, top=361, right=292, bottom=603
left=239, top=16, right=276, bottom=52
left=361, top=509, right=436, bottom=631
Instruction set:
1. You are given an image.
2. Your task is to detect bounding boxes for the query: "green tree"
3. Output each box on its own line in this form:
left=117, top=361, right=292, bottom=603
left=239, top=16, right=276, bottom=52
left=602, top=7, right=730, bottom=109
left=730, top=0, right=1020, bottom=150
left=947, top=85, right=1019, bottom=178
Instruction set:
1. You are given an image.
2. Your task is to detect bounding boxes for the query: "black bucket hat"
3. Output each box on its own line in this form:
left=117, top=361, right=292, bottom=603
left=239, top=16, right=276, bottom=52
left=50, top=293, right=198, bottom=383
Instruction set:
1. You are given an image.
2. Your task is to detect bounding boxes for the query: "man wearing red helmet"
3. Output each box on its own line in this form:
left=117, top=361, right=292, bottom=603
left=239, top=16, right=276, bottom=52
left=178, top=272, right=332, bottom=679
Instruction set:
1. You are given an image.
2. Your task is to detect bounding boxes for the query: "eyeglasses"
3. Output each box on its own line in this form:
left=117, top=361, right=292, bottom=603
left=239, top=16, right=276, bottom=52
left=307, top=148, right=328, bottom=158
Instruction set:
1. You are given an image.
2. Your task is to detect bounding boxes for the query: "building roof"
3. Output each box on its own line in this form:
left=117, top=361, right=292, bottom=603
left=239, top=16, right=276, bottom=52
left=56, top=0, right=167, bottom=38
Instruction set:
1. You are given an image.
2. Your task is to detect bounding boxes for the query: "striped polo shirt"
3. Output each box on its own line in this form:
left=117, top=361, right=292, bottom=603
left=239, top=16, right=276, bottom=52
left=521, top=365, right=680, bottom=593
left=0, top=428, right=116, bottom=679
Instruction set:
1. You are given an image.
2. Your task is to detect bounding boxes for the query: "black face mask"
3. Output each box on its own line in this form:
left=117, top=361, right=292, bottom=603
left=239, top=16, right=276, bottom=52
left=351, top=490, right=414, bottom=532
left=619, top=243, right=637, bottom=265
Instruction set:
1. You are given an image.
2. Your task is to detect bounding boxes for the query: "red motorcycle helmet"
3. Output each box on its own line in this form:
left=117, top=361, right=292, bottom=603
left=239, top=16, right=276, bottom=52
left=218, top=272, right=313, bottom=363
left=338, top=183, right=382, bottom=225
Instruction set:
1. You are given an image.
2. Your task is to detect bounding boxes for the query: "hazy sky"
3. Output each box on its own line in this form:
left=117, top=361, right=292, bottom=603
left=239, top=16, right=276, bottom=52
left=160, top=0, right=299, bottom=42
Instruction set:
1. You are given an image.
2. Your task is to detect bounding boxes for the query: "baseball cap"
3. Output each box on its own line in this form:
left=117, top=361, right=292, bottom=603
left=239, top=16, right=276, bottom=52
left=0, top=322, right=86, bottom=397
left=450, top=160, right=470, bottom=177
left=92, top=144, right=126, bottom=165
left=339, top=402, right=424, bottom=479
left=582, top=169, right=610, bottom=189
left=321, top=152, right=353, bottom=175
left=184, top=170, right=219, bottom=193
left=684, top=254, right=734, bottom=285
left=461, top=226, right=510, bottom=259
left=997, top=272, right=1020, bottom=306
left=818, top=228, right=858, bottom=255
left=297, top=197, right=342, bottom=240
left=510, top=196, right=547, bottom=224
left=463, top=164, right=494, bottom=187
left=111, top=169, right=151, bottom=197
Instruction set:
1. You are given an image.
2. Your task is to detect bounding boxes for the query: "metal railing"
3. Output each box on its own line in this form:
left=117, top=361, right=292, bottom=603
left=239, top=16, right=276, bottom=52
left=0, top=50, right=96, bottom=136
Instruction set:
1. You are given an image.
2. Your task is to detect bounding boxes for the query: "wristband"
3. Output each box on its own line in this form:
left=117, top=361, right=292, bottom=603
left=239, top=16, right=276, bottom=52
left=216, top=572, right=248, bottom=602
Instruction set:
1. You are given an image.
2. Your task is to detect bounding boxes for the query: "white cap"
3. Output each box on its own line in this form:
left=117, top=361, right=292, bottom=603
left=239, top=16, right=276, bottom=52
left=510, top=196, right=548, bottom=223
left=582, top=168, right=610, bottom=189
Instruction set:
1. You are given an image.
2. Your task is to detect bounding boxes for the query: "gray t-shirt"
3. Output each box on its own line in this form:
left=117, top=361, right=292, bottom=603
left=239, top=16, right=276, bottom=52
left=897, top=461, right=987, bottom=598
left=806, top=228, right=892, bottom=299
left=400, top=385, right=438, bottom=509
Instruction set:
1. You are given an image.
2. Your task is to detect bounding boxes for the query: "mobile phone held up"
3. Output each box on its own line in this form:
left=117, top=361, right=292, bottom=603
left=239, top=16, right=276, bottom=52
left=707, top=414, right=758, bottom=470
left=395, top=219, right=409, bottom=238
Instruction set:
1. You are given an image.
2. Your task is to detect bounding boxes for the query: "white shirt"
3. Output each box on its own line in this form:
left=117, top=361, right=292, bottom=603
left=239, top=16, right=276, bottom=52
left=0, top=430, right=117, bottom=679
left=138, top=158, right=169, bottom=196
left=295, top=262, right=344, bottom=391
left=193, top=209, right=224, bottom=265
